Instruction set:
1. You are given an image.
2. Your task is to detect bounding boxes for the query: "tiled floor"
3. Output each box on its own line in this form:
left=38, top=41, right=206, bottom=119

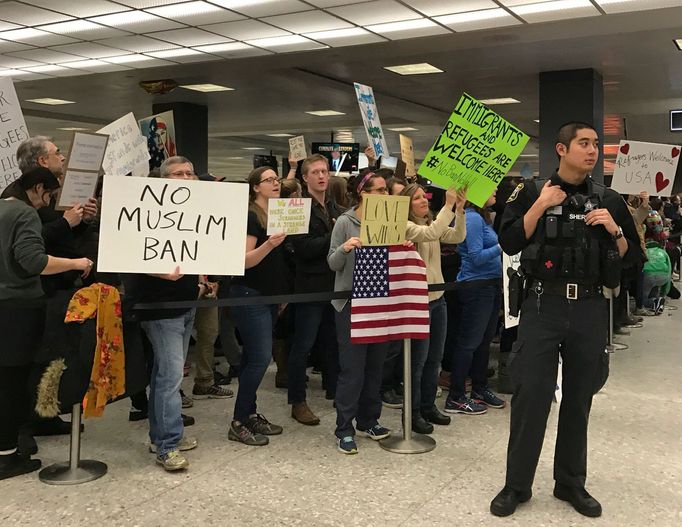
left=2, top=302, right=680, bottom=526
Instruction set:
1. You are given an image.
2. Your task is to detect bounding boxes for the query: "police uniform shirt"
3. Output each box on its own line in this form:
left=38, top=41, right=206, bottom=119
left=498, top=172, right=642, bottom=273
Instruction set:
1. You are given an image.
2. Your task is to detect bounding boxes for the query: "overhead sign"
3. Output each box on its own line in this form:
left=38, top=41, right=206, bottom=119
left=98, top=113, right=149, bottom=178
left=354, top=82, right=389, bottom=159
left=0, top=77, right=29, bottom=192
left=360, top=194, right=410, bottom=246
left=288, top=135, right=307, bottom=162
left=399, top=134, right=416, bottom=178
left=610, top=140, right=680, bottom=197
left=98, top=176, right=248, bottom=275
left=419, top=93, right=530, bottom=207
left=267, top=197, right=311, bottom=235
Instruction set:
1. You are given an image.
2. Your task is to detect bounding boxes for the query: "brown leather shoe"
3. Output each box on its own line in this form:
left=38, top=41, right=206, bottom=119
left=291, top=402, right=320, bottom=426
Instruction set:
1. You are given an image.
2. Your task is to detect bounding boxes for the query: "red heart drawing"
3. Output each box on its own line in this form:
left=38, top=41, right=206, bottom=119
left=672, top=147, right=680, bottom=158
left=655, top=172, right=670, bottom=193
left=620, top=143, right=630, bottom=155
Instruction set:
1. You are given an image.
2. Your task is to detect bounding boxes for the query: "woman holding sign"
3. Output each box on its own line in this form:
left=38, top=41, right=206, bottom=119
left=400, top=184, right=467, bottom=434
left=229, top=167, right=292, bottom=447
left=328, top=172, right=393, bottom=454
left=0, top=167, right=92, bottom=481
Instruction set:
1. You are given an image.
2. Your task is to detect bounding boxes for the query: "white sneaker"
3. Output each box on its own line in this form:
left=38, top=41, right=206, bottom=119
left=156, top=449, right=188, bottom=471
left=149, top=436, right=198, bottom=453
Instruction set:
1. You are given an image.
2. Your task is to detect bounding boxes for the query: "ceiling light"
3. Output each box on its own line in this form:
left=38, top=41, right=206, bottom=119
left=512, top=0, right=592, bottom=16
left=57, top=127, right=91, bottom=131
left=534, top=119, right=540, bottom=123
left=147, top=48, right=203, bottom=58
left=365, top=18, right=436, bottom=33
left=194, top=42, right=250, bottom=53
left=436, top=8, right=509, bottom=24
left=246, top=35, right=311, bottom=47
left=146, top=1, right=225, bottom=17
left=21, top=65, right=72, bottom=73
left=479, top=97, right=521, bottom=105
left=180, top=83, right=234, bottom=92
left=305, top=110, right=345, bottom=116
left=266, top=133, right=294, bottom=137
left=25, top=98, right=75, bottom=105
left=675, top=39, right=682, bottom=51
left=243, top=147, right=264, bottom=150
left=387, top=127, right=419, bottom=131
left=383, top=63, right=443, bottom=75
left=0, top=69, right=31, bottom=77
left=38, top=20, right=103, bottom=35
left=0, top=28, right=51, bottom=42
left=305, top=27, right=367, bottom=39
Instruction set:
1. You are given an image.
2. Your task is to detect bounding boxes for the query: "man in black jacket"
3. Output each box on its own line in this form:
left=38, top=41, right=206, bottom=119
left=288, top=154, right=345, bottom=425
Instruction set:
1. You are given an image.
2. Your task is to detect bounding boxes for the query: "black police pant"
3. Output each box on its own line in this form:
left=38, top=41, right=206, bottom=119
left=505, top=292, right=608, bottom=492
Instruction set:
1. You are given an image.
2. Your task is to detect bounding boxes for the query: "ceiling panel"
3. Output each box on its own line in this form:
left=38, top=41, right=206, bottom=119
left=113, top=0, right=188, bottom=7
left=403, top=0, right=499, bottom=17
left=88, top=11, right=186, bottom=33
left=62, top=59, right=134, bottom=73
left=192, top=42, right=273, bottom=58
left=37, top=20, right=129, bottom=39
left=25, top=0, right=131, bottom=17
left=7, top=48, right=87, bottom=64
left=0, top=21, right=22, bottom=32
left=208, top=0, right=313, bottom=17
left=595, top=0, right=682, bottom=13
left=146, top=48, right=222, bottom=63
left=505, top=1, right=600, bottom=23
left=303, top=27, right=387, bottom=47
left=261, top=11, right=353, bottom=33
left=245, top=35, right=327, bottom=53
left=0, top=56, right=43, bottom=68
left=146, top=28, right=233, bottom=46
left=0, top=2, right=74, bottom=25
left=327, top=0, right=422, bottom=25
left=305, top=0, right=367, bottom=6
left=435, top=9, right=522, bottom=32
left=365, top=19, right=451, bottom=40
left=50, top=42, right=134, bottom=58
left=0, top=40, right=33, bottom=53
left=94, top=35, right=181, bottom=53
left=145, top=1, right=245, bottom=25
left=0, top=28, right=78, bottom=47
left=200, top=20, right=290, bottom=40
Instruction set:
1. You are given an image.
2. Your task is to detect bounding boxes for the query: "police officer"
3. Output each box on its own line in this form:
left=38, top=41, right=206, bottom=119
left=490, top=122, right=641, bottom=518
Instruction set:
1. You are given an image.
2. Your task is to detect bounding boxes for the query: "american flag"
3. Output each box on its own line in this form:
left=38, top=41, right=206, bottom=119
left=350, top=245, right=430, bottom=344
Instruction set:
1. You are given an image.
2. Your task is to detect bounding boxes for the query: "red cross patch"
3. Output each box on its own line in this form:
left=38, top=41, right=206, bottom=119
left=544, top=260, right=554, bottom=269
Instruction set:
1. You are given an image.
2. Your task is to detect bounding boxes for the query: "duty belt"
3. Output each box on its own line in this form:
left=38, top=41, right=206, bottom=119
left=530, top=280, right=602, bottom=300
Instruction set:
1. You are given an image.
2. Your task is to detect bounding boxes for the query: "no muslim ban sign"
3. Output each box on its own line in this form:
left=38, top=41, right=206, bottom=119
left=98, top=176, right=248, bottom=275
left=610, top=140, right=680, bottom=197
left=420, top=93, right=530, bottom=207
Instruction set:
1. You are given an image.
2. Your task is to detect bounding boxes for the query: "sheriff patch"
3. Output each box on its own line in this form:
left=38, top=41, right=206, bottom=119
left=507, top=183, right=524, bottom=203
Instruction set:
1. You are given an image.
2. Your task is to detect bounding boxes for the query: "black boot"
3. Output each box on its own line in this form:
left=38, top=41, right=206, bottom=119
left=421, top=406, right=451, bottom=425
left=32, top=416, right=83, bottom=436
left=411, top=414, right=434, bottom=434
left=490, top=486, right=532, bottom=517
left=17, top=433, right=38, bottom=456
left=0, top=452, right=41, bottom=481
left=553, top=483, right=602, bottom=517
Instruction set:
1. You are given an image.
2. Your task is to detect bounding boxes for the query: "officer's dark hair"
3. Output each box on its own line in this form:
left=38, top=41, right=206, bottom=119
left=555, top=121, right=598, bottom=158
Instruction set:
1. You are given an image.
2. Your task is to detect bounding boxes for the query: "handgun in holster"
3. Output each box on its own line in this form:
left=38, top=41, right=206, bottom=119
left=507, top=267, right=526, bottom=317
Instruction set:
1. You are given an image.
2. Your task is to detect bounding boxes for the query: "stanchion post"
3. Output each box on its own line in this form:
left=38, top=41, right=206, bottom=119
left=606, top=292, right=628, bottom=353
left=39, top=403, right=108, bottom=485
left=380, top=339, right=436, bottom=454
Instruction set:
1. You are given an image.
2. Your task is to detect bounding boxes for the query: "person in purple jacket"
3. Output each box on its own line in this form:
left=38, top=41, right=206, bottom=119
left=444, top=191, right=506, bottom=416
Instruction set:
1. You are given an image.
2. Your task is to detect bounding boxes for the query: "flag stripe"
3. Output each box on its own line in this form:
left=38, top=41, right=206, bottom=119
left=350, top=317, right=431, bottom=329
left=351, top=325, right=431, bottom=337
left=351, top=302, right=429, bottom=313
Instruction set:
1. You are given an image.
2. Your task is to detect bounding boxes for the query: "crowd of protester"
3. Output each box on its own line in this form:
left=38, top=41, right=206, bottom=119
left=1, top=134, right=680, bottom=478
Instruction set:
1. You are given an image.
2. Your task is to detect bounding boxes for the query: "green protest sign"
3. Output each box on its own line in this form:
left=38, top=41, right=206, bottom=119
left=419, top=93, right=530, bottom=207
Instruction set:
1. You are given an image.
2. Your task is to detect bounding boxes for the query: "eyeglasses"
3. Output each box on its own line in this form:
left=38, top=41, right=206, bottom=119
left=259, top=176, right=282, bottom=185
left=169, top=170, right=196, bottom=177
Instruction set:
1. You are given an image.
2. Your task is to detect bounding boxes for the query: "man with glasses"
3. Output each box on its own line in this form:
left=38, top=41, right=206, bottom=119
left=125, top=156, right=202, bottom=471
left=288, top=154, right=345, bottom=426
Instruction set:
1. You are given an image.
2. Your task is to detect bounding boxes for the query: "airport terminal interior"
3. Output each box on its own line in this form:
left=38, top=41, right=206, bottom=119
left=1, top=0, right=682, bottom=525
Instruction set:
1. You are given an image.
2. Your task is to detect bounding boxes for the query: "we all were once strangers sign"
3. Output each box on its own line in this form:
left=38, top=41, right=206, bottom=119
left=267, top=197, right=311, bottom=235
left=420, top=93, right=529, bottom=207
left=98, top=176, right=248, bottom=275
left=610, top=140, right=681, bottom=197
left=0, top=78, right=29, bottom=192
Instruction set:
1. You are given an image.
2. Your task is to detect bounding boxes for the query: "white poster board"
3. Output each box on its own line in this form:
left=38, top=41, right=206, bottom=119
left=502, top=252, right=521, bottom=329
left=58, top=170, right=100, bottom=209
left=267, top=197, right=311, bottom=235
left=98, top=113, right=150, bottom=178
left=0, top=77, right=30, bottom=192
left=610, top=140, right=681, bottom=197
left=353, top=82, right=389, bottom=159
left=98, top=176, right=248, bottom=275
left=288, top=135, right=307, bottom=162
left=66, top=131, right=108, bottom=172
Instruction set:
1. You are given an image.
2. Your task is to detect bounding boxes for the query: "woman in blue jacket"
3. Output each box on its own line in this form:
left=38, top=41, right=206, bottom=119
left=444, top=192, right=506, bottom=415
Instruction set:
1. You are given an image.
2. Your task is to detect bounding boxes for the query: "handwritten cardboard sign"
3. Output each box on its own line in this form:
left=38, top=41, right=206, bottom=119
left=399, top=134, right=416, bottom=178
left=610, top=140, right=681, bottom=197
left=420, top=93, right=529, bottom=207
left=267, top=197, right=312, bottom=235
left=360, top=195, right=410, bottom=246
left=0, top=77, right=30, bottom=192
left=98, top=113, right=150, bottom=178
left=354, top=82, right=389, bottom=159
left=502, top=252, right=521, bottom=329
left=98, top=176, right=248, bottom=275
left=288, top=135, right=307, bottom=162
left=57, top=131, right=109, bottom=209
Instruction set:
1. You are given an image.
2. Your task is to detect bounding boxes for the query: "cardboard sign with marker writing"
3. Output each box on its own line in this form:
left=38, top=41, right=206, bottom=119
left=419, top=93, right=529, bottom=207
left=400, top=134, right=416, bottom=178
left=267, top=197, right=312, bottom=235
left=57, top=131, right=109, bottom=209
left=288, top=135, right=307, bottom=162
left=354, top=82, right=389, bottom=159
left=610, top=140, right=680, bottom=197
left=360, top=195, right=410, bottom=246
left=0, top=77, right=29, bottom=192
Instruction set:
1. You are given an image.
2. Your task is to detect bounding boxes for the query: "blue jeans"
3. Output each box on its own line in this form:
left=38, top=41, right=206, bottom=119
left=229, top=285, right=277, bottom=423
left=411, top=296, right=447, bottom=414
left=334, top=303, right=388, bottom=438
left=448, top=284, right=501, bottom=400
left=142, top=309, right=196, bottom=457
left=288, top=302, right=338, bottom=403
